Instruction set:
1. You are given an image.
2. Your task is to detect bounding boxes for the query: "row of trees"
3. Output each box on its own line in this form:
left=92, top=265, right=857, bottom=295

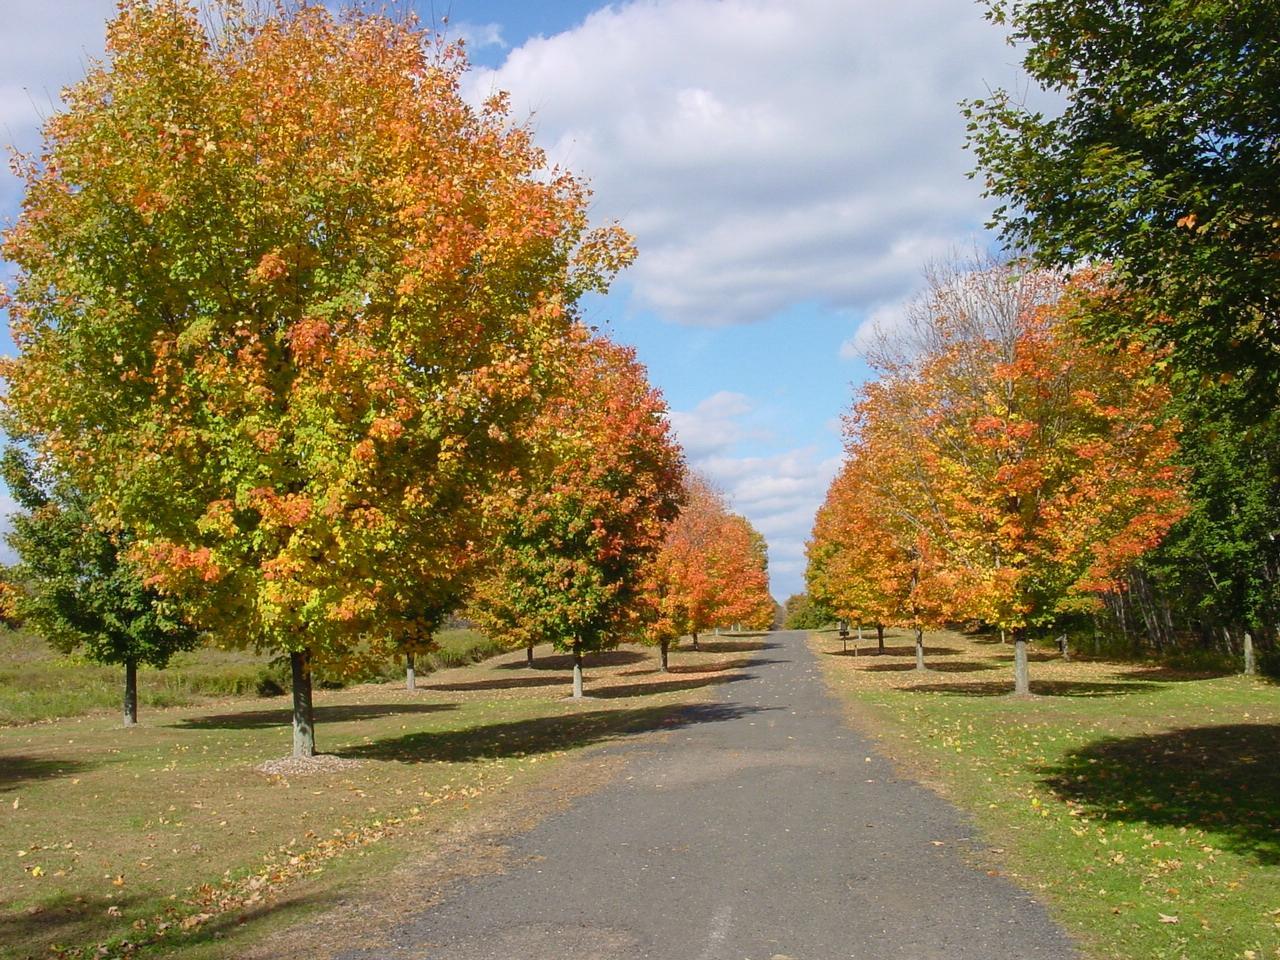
left=810, top=0, right=1280, bottom=680
left=0, top=2, right=772, bottom=752
left=808, top=261, right=1188, bottom=692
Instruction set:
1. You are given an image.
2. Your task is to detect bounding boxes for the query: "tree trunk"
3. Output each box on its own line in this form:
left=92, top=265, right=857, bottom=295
left=526, top=642, right=535, bottom=667
left=659, top=637, right=670, bottom=673
left=691, top=632, right=699, bottom=652
left=290, top=650, right=316, bottom=757
left=1243, top=631, right=1257, bottom=676
left=123, top=659, right=138, bottom=727
left=914, top=625, right=926, bottom=671
left=571, top=639, right=584, bottom=699
left=1012, top=630, right=1030, bottom=696
left=1058, top=634, right=1070, bottom=662
left=857, top=623, right=863, bottom=645
left=876, top=623, right=885, bottom=654
left=1000, top=628, right=1007, bottom=645
left=405, top=652, right=416, bottom=691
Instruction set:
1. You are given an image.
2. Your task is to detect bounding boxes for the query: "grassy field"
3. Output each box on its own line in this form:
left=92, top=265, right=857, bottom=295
left=0, top=635, right=757, bottom=959
left=811, top=627, right=1280, bottom=960
left=0, top=627, right=505, bottom=726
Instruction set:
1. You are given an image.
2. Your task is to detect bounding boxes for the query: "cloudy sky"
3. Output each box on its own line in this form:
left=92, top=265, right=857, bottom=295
left=0, top=0, right=1035, bottom=597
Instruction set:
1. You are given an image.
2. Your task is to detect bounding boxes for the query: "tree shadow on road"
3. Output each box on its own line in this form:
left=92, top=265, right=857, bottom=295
left=689, top=639, right=773, bottom=653
left=1040, top=724, right=1280, bottom=864
left=339, top=700, right=774, bottom=764
left=174, top=702, right=457, bottom=730
left=0, top=754, right=96, bottom=792
left=591, top=672, right=754, bottom=699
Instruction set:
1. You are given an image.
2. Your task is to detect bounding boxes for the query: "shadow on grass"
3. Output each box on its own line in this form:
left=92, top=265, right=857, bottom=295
left=1040, top=724, right=1280, bottom=864
left=1116, top=665, right=1238, bottom=682
left=174, top=702, right=457, bottom=730
left=424, top=675, right=567, bottom=693
left=849, top=645, right=962, bottom=658
left=903, top=679, right=1166, bottom=698
left=0, top=754, right=96, bottom=792
left=339, top=700, right=774, bottom=764
left=0, top=893, right=149, bottom=950
left=862, top=660, right=1000, bottom=674
left=496, top=649, right=650, bottom=672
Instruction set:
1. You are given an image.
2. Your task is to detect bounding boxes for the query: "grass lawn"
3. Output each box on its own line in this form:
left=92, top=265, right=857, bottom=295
left=0, top=636, right=756, bottom=959
left=0, top=627, right=504, bottom=726
left=811, top=628, right=1280, bottom=960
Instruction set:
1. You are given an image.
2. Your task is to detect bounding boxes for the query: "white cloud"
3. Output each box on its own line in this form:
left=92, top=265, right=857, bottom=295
left=666, top=390, right=757, bottom=459
left=448, top=21, right=508, bottom=52
left=467, top=0, right=1034, bottom=326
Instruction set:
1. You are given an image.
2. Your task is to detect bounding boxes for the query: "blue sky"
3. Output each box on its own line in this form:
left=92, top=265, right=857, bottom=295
left=0, top=1, right=1035, bottom=597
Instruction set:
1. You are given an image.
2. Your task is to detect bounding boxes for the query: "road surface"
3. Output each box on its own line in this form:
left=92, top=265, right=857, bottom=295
left=342, top=630, right=1076, bottom=960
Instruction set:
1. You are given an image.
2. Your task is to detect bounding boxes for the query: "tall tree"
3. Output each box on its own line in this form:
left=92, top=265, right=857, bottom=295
left=468, top=334, right=685, bottom=698
left=1, top=1, right=633, bottom=754
left=1, top=449, right=198, bottom=725
left=965, top=0, right=1280, bottom=403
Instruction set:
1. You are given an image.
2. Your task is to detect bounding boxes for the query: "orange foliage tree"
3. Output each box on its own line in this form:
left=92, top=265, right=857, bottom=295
left=642, top=475, right=772, bottom=669
left=0, top=2, right=633, bottom=754
left=821, top=261, right=1186, bottom=692
left=467, top=334, right=685, bottom=698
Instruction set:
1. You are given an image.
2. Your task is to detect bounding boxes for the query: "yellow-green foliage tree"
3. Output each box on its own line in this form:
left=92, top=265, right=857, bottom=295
left=0, top=1, right=632, bottom=755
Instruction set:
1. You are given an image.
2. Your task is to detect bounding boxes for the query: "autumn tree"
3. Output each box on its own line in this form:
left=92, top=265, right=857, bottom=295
left=806, top=455, right=912, bottom=655
left=467, top=334, right=684, bottom=697
left=642, top=475, right=772, bottom=669
left=1, top=448, right=198, bottom=725
left=1, top=1, right=633, bottom=755
left=845, top=261, right=1187, bottom=692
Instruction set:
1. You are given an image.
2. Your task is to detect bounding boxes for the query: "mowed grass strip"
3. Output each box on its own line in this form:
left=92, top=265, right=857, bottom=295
left=0, top=637, right=759, bottom=960
left=812, top=628, right=1280, bottom=960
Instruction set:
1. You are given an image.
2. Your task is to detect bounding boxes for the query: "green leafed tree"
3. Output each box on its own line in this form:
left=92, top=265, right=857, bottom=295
left=1, top=448, right=198, bottom=725
left=965, top=0, right=1280, bottom=403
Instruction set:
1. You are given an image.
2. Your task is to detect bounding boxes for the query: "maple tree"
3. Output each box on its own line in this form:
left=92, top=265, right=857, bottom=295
left=827, top=261, right=1186, bottom=692
left=0, top=1, right=633, bottom=754
left=467, top=333, right=685, bottom=698
left=642, top=475, right=773, bottom=669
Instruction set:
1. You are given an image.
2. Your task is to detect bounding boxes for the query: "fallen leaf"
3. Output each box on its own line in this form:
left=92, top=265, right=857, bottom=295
left=1158, top=913, right=1179, bottom=924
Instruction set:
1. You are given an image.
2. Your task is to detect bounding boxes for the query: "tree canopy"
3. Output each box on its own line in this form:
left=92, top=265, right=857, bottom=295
left=965, top=0, right=1280, bottom=402
left=1, top=0, right=633, bottom=753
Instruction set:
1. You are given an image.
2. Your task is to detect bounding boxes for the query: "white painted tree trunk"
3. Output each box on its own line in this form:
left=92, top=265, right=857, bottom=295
left=1013, top=633, right=1030, bottom=696
left=405, top=652, right=415, bottom=691
left=1243, top=632, right=1257, bottom=676
left=123, top=659, right=138, bottom=727
left=571, top=639, right=584, bottom=699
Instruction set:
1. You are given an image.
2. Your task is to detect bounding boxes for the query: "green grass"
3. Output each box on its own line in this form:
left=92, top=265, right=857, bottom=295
left=0, top=627, right=507, bottom=726
left=0, top=636, right=756, bottom=959
left=813, top=630, right=1280, bottom=960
